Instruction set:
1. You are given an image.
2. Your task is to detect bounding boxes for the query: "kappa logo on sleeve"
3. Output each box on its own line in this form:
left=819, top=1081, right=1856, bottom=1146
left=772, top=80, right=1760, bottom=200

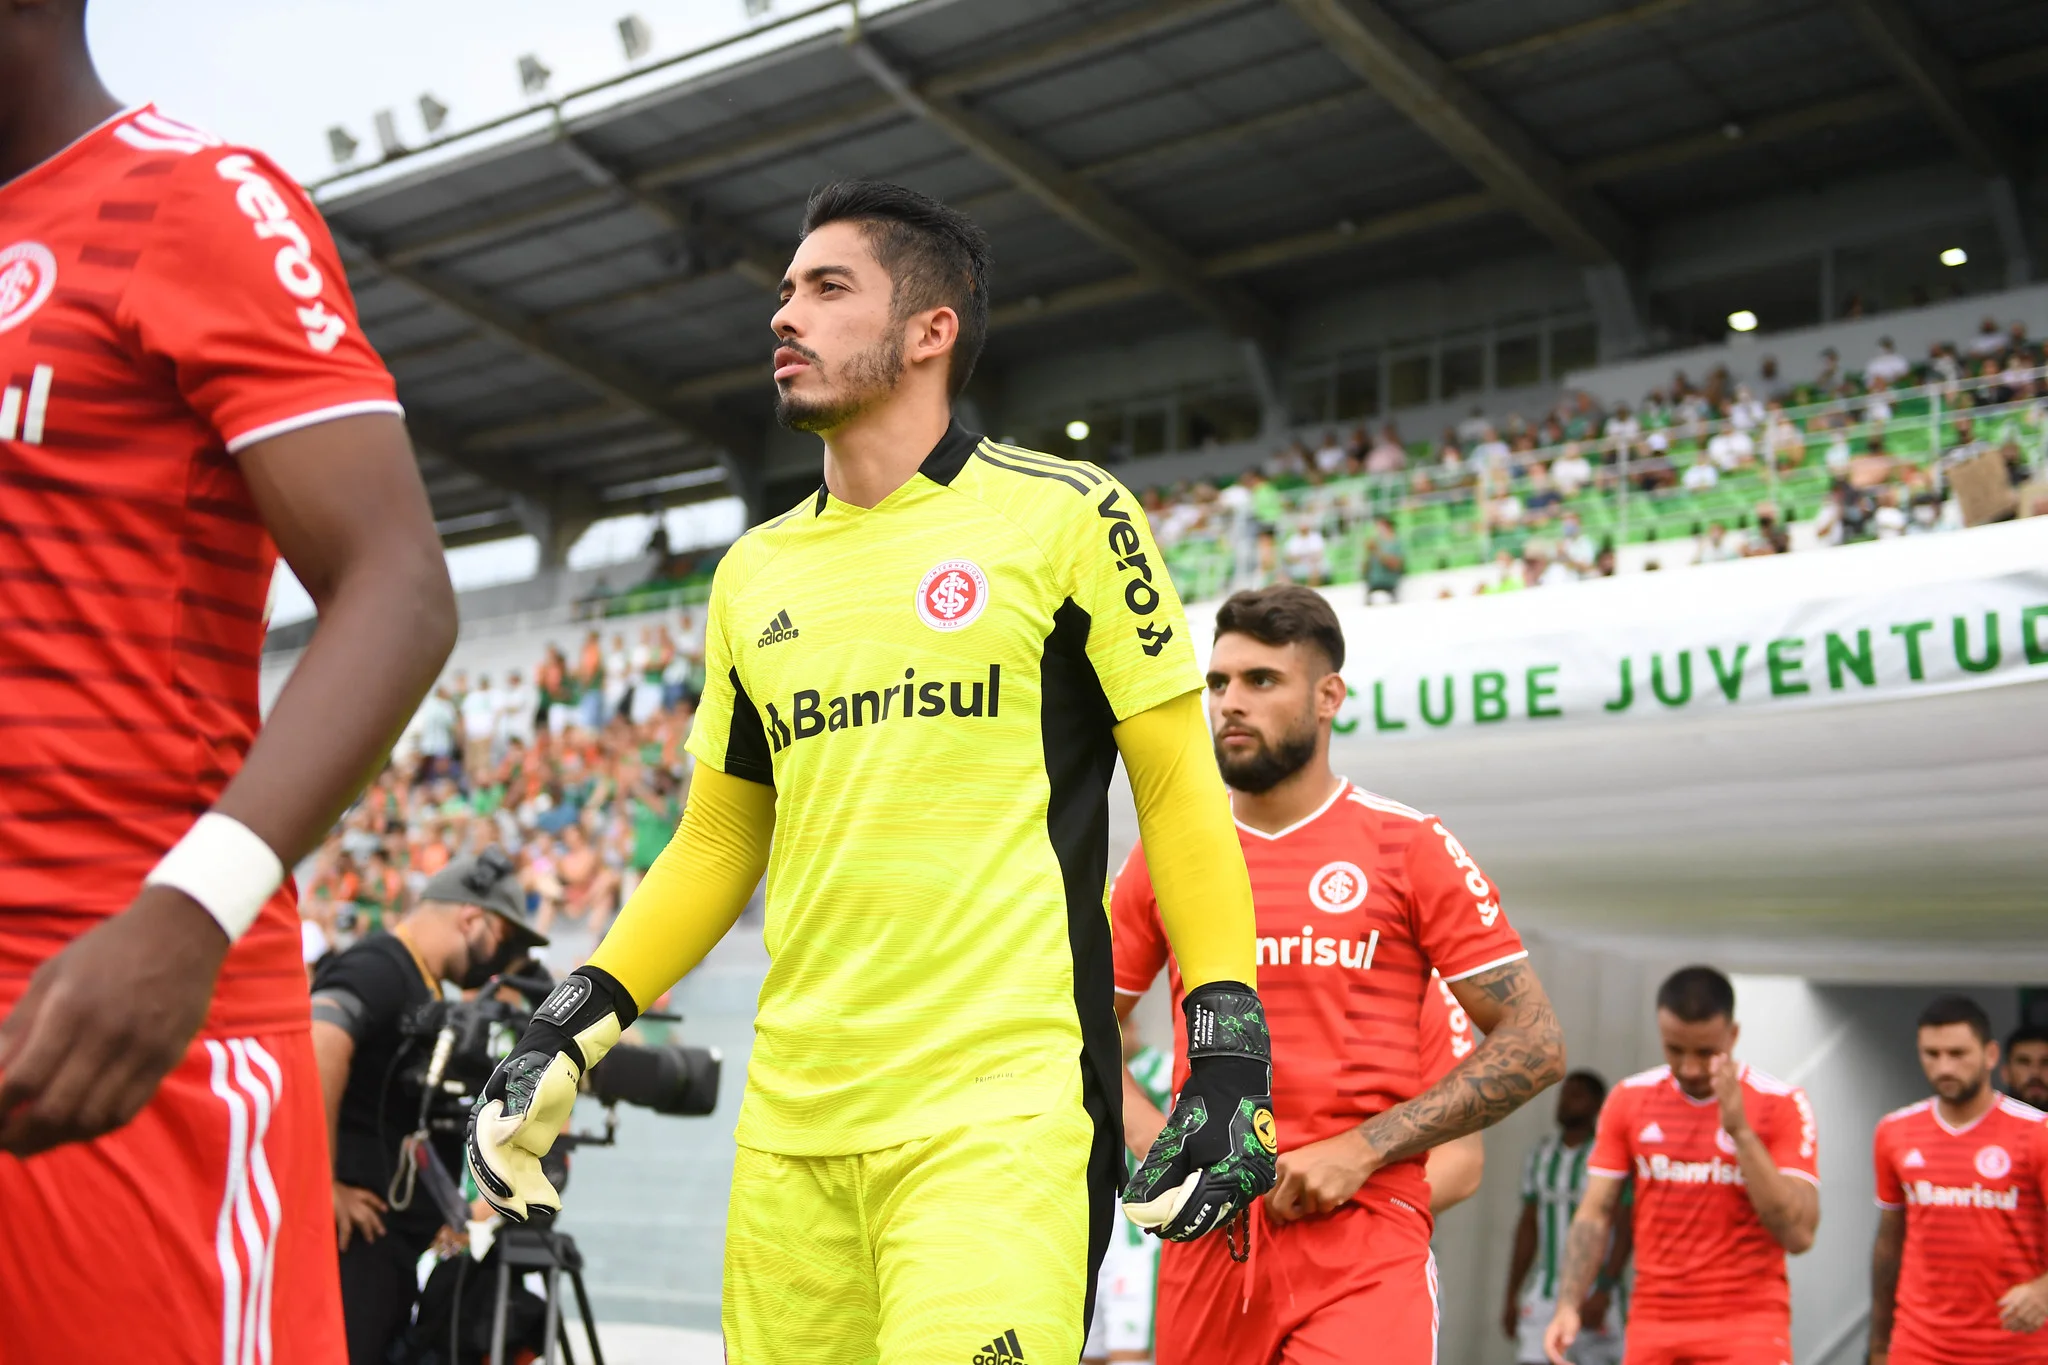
left=213, top=153, right=349, bottom=353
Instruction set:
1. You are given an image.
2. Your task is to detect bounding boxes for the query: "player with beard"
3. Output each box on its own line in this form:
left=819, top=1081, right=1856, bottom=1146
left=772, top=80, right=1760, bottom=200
left=1112, top=585, right=1567, bottom=1364
left=0, top=3, right=455, bottom=1359
left=2007, top=1025, right=2048, bottom=1109
left=469, top=181, right=1274, bottom=1365
left=1871, top=996, right=2048, bottom=1365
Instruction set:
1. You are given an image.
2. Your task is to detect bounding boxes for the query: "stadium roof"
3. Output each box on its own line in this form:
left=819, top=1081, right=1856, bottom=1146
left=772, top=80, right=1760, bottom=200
left=313, top=0, right=2048, bottom=546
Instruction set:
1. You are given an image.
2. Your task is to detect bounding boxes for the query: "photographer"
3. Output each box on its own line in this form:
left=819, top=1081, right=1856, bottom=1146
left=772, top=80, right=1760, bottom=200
left=310, top=848, right=547, bottom=1365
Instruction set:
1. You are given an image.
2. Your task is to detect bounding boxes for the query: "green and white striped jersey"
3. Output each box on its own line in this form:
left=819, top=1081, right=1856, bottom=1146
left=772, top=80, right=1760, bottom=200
left=1520, top=1133, right=1595, bottom=1302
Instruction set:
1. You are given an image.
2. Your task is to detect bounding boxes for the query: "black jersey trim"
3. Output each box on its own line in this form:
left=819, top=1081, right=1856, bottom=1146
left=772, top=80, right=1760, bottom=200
left=917, top=420, right=982, bottom=488
left=722, top=666, right=777, bottom=788
left=984, top=442, right=1105, bottom=486
left=1037, top=595, right=1126, bottom=1339
left=813, top=485, right=829, bottom=516
left=975, top=449, right=1092, bottom=495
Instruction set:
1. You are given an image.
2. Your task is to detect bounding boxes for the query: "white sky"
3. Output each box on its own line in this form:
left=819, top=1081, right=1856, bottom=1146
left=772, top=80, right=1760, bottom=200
left=85, top=1, right=878, bottom=622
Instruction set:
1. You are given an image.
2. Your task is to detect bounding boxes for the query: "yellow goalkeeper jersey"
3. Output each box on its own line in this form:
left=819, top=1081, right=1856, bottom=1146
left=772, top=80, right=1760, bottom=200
left=687, top=423, right=1201, bottom=1155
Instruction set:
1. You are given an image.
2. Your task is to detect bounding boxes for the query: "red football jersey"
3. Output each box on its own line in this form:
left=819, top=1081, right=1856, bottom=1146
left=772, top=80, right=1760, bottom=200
left=1874, top=1094, right=2048, bottom=1362
left=0, top=107, right=399, bottom=1034
left=1588, top=1064, right=1819, bottom=1327
left=1112, top=779, right=1522, bottom=1216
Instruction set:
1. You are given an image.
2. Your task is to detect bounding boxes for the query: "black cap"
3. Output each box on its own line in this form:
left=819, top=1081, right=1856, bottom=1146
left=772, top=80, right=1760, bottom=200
left=419, top=846, right=548, bottom=949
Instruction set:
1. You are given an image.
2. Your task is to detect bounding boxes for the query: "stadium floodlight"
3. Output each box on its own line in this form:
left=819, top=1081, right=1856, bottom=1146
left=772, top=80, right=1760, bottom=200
left=326, top=125, right=360, bottom=166
left=1065, top=420, right=1091, bottom=441
left=1941, top=247, right=1969, bottom=267
left=518, top=54, right=553, bottom=98
left=418, top=93, right=450, bottom=137
left=372, top=109, right=406, bottom=159
left=619, top=14, right=654, bottom=62
left=1727, top=310, right=1759, bottom=333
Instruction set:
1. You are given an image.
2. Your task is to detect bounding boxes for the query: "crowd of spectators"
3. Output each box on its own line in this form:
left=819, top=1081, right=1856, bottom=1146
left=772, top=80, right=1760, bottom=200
left=296, top=618, right=709, bottom=964
left=1136, top=313, right=2047, bottom=601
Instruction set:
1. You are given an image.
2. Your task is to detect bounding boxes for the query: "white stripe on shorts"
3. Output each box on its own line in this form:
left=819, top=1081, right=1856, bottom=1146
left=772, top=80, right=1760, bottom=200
left=206, top=1038, right=283, bottom=1365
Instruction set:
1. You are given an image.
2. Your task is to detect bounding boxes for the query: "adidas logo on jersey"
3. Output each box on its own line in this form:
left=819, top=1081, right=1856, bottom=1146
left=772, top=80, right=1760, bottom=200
left=972, top=1329, right=1026, bottom=1363
left=1638, top=1122, right=1665, bottom=1144
left=757, top=609, right=799, bottom=647
left=1902, top=1148, right=1926, bottom=1168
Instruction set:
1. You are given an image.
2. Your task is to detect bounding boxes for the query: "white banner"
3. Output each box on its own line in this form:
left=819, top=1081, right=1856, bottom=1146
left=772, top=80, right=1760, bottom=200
left=1192, top=520, right=2048, bottom=739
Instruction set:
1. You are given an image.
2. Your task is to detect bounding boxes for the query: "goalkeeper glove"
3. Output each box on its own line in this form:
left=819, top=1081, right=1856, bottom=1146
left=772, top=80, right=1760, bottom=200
left=465, top=965, right=636, bottom=1222
left=1122, top=980, right=1277, bottom=1241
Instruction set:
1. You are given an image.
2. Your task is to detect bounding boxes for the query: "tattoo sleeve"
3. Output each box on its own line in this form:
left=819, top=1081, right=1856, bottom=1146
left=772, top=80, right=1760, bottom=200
left=1355, top=959, right=1566, bottom=1166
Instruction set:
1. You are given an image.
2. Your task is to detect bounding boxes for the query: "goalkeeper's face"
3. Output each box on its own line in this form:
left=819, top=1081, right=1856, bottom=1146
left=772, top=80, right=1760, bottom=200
left=1205, top=633, right=1345, bottom=795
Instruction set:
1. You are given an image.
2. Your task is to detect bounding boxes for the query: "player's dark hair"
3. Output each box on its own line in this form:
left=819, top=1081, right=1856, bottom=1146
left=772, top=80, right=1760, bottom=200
left=2008, top=1023, right=2048, bottom=1053
left=1918, top=994, right=1992, bottom=1044
left=1656, top=965, right=1735, bottom=1023
left=1214, top=585, right=1345, bottom=673
left=799, top=180, right=992, bottom=399
left=1564, top=1069, right=1608, bottom=1103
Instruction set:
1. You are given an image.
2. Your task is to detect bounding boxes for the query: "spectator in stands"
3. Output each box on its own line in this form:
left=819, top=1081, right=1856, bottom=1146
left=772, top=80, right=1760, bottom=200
left=1603, top=402, right=1640, bottom=453
left=1872, top=486, right=1909, bottom=539
left=1764, top=401, right=1805, bottom=470
left=1556, top=513, right=1597, bottom=578
left=416, top=684, right=458, bottom=781
left=1483, top=549, right=1525, bottom=594
left=1281, top=517, right=1328, bottom=586
left=1550, top=441, right=1594, bottom=497
left=1865, top=336, right=1910, bottom=385
left=1472, top=423, right=1511, bottom=473
left=1930, top=341, right=1961, bottom=388
left=1727, top=385, right=1764, bottom=435
left=1483, top=473, right=1525, bottom=533
left=1682, top=451, right=1720, bottom=491
left=501, top=668, right=537, bottom=747
left=1707, top=421, right=1755, bottom=472
left=1696, top=522, right=1743, bottom=564
left=1367, top=424, right=1407, bottom=474
left=1313, top=430, right=1347, bottom=475
left=1522, top=465, right=1562, bottom=526
left=1363, top=515, right=1405, bottom=605
left=1759, top=354, right=1788, bottom=402
left=1967, top=315, right=2005, bottom=359
left=1457, top=405, right=1491, bottom=446
left=1746, top=504, right=1789, bottom=556
left=460, top=673, right=499, bottom=779
left=1862, top=377, right=1893, bottom=428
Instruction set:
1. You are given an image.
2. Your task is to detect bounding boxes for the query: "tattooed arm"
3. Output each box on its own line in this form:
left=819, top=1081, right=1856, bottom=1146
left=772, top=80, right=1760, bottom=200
left=1363, top=958, right=1566, bottom=1164
left=1543, top=1173, right=1625, bottom=1365
left=1266, top=957, right=1565, bottom=1222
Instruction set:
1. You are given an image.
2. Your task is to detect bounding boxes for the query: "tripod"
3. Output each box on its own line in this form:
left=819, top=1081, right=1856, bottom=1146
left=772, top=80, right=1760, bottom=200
left=487, top=1224, right=608, bottom=1365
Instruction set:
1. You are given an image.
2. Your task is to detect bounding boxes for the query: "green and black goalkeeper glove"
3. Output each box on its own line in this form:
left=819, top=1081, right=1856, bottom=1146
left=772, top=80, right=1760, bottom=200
left=1122, top=981, right=1277, bottom=1241
left=466, top=966, right=636, bottom=1222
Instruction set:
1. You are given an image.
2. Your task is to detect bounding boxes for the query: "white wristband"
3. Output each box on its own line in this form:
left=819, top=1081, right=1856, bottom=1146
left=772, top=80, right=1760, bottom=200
left=144, top=812, right=285, bottom=943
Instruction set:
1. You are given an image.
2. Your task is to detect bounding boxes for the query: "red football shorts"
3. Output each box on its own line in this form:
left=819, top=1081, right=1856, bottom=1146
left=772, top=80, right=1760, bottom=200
left=0, top=1028, right=344, bottom=1365
left=1155, top=1197, right=1438, bottom=1365
left=1623, top=1314, right=1791, bottom=1365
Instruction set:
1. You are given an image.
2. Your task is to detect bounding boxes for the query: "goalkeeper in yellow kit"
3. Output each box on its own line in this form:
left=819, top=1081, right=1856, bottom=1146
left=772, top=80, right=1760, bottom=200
left=466, top=182, right=1273, bottom=1364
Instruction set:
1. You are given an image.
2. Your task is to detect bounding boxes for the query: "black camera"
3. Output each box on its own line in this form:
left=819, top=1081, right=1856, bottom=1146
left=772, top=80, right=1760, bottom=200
left=401, top=969, right=721, bottom=1173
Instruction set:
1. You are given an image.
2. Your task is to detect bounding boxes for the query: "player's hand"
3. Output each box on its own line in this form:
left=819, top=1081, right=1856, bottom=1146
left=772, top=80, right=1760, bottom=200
left=1265, top=1127, right=1378, bottom=1222
left=1580, top=1289, right=1612, bottom=1333
left=0, top=885, right=228, bottom=1156
left=333, top=1182, right=388, bottom=1252
left=1123, top=982, right=1277, bottom=1241
left=466, top=966, right=634, bottom=1222
left=1998, top=1276, right=2048, bottom=1332
left=1709, top=1051, right=1751, bottom=1140
left=1544, top=1304, right=1581, bottom=1365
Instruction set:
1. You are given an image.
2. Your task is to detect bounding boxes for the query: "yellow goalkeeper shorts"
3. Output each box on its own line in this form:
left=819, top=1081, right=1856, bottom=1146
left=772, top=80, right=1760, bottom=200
left=722, top=1064, right=1118, bottom=1365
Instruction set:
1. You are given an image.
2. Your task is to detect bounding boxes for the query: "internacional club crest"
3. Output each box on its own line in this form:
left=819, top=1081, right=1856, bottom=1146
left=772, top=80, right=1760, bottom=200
left=915, top=558, right=988, bottom=631
left=1976, top=1144, right=2013, bottom=1180
left=0, top=242, right=57, bottom=336
left=1307, top=860, right=1368, bottom=914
